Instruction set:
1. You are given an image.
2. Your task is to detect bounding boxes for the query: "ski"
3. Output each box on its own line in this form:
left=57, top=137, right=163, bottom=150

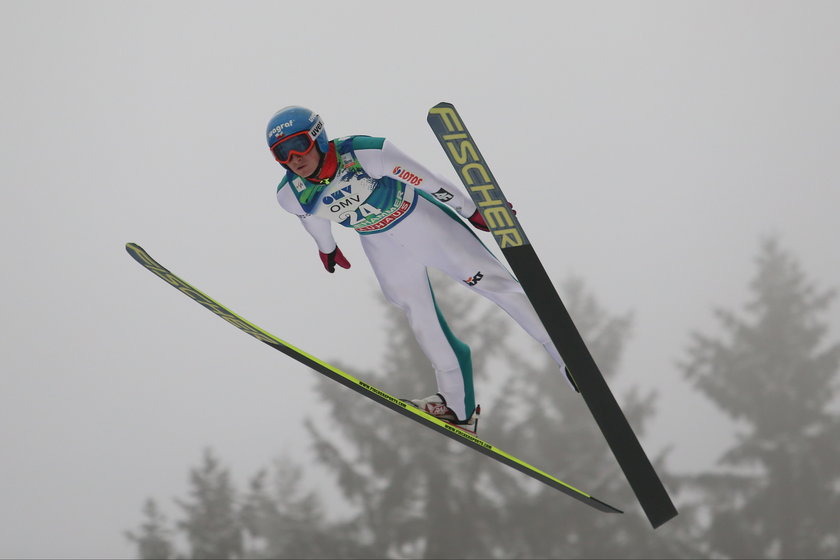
left=427, top=103, right=678, bottom=529
left=125, top=242, right=621, bottom=516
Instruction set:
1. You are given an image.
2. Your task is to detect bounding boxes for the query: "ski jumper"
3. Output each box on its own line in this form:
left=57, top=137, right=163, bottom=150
left=276, top=136, right=566, bottom=421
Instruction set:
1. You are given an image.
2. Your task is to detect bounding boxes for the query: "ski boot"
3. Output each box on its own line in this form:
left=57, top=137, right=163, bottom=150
left=403, top=393, right=480, bottom=434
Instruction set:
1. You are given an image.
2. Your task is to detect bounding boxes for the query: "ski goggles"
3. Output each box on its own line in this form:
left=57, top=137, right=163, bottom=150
left=270, top=131, right=316, bottom=164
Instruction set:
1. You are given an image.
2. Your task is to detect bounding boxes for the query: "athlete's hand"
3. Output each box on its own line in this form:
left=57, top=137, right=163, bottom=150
left=319, top=247, right=351, bottom=273
left=468, top=203, right=516, bottom=232
left=468, top=210, right=490, bottom=231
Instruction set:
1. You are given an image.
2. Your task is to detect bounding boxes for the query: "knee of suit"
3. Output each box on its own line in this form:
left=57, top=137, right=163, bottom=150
left=380, top=288, right=410, bottom=311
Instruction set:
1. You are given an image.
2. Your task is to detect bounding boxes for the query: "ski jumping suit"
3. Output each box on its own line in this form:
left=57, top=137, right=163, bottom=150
left=276, top=136, right=566, bottom=421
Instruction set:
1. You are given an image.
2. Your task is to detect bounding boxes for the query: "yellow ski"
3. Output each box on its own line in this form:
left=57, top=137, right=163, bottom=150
left=126, top=242, right=622, bottom=515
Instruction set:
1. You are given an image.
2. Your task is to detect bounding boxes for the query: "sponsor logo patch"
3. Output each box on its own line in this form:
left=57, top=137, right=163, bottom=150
left=292, top=178, right=307, bottom=193
left=392, top=166, right=424, bottom=186
left=322, top=185, right=353, bottom=205
left=432, top=188, right=454, bottom=202
left=425, top=402, right=450, bottom=416
left=464, top=272, right=484, bottom=286
left=341, top=152, right=363, bottom=172
left=268, top=119, right=294, bottom=141
left=354, top=200, right=411, bottom=232
left=308, top=118, right=323, bottom=140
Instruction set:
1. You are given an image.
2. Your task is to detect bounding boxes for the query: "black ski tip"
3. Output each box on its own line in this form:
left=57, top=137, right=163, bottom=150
left=589, top=496, right=623, bottom=514
left=427, top=101, right=456, bottom=122
left=125, top=242, right=143, bottom=260
left=649, top=505, right=679, bottom=529
left=125, top=243, right=155, bottom=268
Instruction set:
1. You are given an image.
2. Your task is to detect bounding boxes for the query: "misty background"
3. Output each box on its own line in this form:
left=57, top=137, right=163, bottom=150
left=2, top=2, right=839, bottom=558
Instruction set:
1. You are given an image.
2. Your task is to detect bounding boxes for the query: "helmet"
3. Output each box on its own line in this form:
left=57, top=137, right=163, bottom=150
left=266, top=106, right=329, bottom=163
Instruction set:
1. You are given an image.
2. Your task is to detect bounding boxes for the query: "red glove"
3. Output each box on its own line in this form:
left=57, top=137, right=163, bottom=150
left=468, top=203, right=516, bottom=232
left=319, top=247, right=351, bottom=273
left=468, top=210, right=490, bottom=231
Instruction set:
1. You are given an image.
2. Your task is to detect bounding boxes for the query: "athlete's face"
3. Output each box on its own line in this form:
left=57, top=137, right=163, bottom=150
left=287, top=147, right=321, bottom=177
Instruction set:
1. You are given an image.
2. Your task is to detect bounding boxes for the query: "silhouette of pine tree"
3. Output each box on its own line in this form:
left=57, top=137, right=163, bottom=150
left=487, top=276, right=700, bottom=558
left=175, top=448, right=243, bottom=559
left=125, top=498, right=176, bottom=560
left=683, top=238, right=840, bottom=559
left=239, top=458, right=362, bottom=559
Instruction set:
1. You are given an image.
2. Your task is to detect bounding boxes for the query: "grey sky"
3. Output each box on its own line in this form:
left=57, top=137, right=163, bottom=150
left=2, top=2, right=839, bottom=558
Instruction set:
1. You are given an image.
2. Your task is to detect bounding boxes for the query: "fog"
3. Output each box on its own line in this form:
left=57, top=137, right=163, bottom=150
left=1, top=2, right=838, bottom=557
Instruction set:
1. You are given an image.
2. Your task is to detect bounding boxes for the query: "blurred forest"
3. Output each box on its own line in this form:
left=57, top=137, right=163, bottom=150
left=126, top=238, right=840, bottom=559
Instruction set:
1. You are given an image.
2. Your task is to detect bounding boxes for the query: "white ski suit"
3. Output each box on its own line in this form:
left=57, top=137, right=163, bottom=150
left=276, top=136, right=565, bottom=420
